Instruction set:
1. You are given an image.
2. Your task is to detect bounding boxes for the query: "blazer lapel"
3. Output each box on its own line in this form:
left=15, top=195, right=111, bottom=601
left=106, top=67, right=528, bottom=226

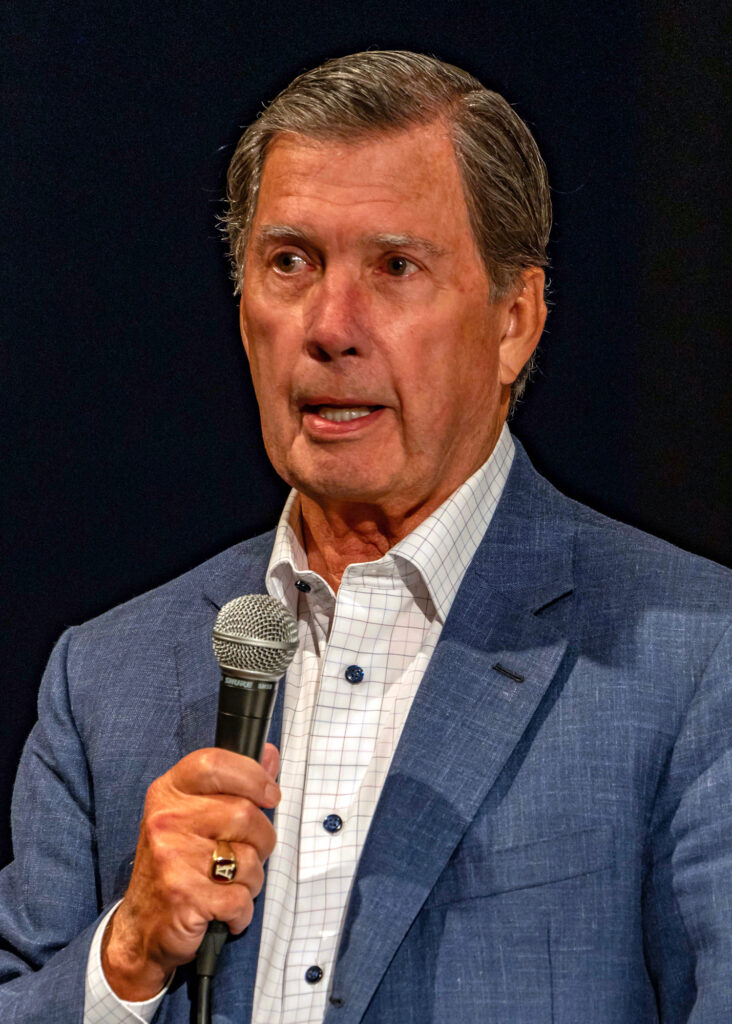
left=327, top=441, right=578, bottom=1022
left=173, top=531, right=275, bottom=754
left=173, top=528, right=287, bottom=761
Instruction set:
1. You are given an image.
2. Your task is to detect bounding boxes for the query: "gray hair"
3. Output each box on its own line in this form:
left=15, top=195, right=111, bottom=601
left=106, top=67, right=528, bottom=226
left=224, top=50, right=551, bottom=407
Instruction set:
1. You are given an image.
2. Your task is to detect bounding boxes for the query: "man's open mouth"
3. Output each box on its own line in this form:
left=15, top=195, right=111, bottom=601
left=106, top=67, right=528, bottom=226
left=302, top=404, right=384, bottom=423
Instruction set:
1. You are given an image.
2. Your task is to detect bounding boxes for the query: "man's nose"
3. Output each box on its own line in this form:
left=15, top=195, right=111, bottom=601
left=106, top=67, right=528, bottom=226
left=303, top=270, right=370, bottom=362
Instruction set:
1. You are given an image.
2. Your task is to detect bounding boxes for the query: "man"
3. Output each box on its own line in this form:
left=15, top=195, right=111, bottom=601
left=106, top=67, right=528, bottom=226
left=0, top=51, right=730, bottom=1023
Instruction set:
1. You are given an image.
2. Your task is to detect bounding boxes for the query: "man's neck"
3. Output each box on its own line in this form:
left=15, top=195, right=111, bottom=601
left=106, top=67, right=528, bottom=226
left=298, top=466, right=485, bottom=591
left=300, top=500, right=400, bottom=592
left=296, top=420, right=509, bottom=591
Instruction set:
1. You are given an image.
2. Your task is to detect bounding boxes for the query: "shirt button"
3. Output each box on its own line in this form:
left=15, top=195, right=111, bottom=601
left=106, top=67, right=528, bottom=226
left=322, top=813, right=343, bottom=834
left=305, top=965, right=323, bottom=984
left=294, top=579, right=311, bottom=593
left=344, top=664, right=364, bottom=684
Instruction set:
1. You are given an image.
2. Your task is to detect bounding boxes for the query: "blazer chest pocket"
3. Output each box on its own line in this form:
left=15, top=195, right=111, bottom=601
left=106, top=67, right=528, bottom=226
left=426, top=825, right=615, bottom=908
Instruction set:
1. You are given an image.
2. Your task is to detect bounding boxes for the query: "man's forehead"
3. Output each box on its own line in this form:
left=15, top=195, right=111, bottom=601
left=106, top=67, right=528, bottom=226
left=263, top=120, right=454, bottom=163
left=251, top=123, right=475, bottom=249
left=258, top=123, right=461, bottom=196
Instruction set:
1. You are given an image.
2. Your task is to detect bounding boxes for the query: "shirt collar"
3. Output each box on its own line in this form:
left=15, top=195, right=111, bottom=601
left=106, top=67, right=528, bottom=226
left=266, top=424, right=514, bottom=623
left=389, top=424, right=514, bottom=620
left=266, top=488, right=310, bottom=616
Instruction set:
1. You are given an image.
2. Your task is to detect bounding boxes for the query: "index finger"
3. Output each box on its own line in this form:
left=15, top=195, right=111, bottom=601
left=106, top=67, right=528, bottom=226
left=171, top=748, right=281, bottom=806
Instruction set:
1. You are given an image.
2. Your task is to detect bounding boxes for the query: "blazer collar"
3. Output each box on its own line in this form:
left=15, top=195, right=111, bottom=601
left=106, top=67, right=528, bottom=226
left=202, top=530, right=275, bottom=612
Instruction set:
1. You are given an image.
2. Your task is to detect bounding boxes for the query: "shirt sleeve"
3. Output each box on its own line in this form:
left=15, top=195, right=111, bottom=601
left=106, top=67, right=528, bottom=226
left=84, top=903, right=170, bottom=1024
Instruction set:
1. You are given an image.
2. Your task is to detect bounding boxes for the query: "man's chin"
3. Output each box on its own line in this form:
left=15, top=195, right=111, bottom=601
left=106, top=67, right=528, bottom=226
left=279, top=445, right=405, bottom=507
left=295, top=474, right=394, bottom=507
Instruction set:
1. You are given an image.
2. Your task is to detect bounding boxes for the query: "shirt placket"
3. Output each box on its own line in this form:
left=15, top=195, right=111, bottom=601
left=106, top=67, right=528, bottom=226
left=282, top=572, right=404, bottom=1016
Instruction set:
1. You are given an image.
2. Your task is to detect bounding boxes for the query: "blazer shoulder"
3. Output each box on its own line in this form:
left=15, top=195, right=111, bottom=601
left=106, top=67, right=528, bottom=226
left=67, top=528, right=276, bottom=646
left=567, top=495, right=730, bottom=610
left=504, top=439, right=730, bottom=628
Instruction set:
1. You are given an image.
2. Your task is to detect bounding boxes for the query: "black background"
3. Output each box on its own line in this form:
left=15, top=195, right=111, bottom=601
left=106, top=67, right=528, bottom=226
left=2, top=1, right=729, bottom=868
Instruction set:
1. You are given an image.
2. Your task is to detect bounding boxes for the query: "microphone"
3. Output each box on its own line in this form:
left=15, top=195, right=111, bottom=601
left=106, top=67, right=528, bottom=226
left=196, top=594, right=298, bottom=1024
left=211, top=594, right=299, bottom=761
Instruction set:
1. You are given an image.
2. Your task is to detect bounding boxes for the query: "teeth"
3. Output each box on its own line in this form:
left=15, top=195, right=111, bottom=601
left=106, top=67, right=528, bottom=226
left=317, top=406, right=373, bottom=422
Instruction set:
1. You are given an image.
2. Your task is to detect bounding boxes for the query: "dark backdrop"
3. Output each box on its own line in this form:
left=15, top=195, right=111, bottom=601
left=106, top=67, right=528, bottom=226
left=2, top=1, right=729, bottom=868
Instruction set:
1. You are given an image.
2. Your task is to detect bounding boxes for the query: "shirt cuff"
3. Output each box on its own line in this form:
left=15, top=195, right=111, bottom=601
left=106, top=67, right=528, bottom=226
left=84, top=901, right=171, bottom=1023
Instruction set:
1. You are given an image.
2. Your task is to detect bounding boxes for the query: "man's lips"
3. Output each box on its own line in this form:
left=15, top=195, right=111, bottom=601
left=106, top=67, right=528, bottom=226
left=299, top=401, right=387, bottom=436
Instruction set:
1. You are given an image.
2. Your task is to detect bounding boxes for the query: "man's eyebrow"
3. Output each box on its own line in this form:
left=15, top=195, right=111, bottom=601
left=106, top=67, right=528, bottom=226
left=368, top=233, right=449, bottom=259
left=251, top=225, right=449, bottom=259
left=252, top=224, right=313, bottom=253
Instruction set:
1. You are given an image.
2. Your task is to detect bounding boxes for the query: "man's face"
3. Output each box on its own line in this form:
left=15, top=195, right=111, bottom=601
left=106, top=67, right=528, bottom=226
left=240, top=122, right=521, bottom=518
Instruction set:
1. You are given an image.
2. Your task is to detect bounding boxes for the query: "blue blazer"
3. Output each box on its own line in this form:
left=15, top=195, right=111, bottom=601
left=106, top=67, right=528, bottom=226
left=0, top=441, right=730, bottom=1023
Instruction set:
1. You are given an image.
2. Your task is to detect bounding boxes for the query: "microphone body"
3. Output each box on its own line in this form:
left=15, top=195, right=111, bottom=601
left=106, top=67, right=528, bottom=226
left=215, top=672, right=280, bottom=761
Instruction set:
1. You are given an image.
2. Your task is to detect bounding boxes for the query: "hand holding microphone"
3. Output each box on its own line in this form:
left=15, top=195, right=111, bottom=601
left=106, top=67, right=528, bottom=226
left=101, top=596, right=297, bottom=1004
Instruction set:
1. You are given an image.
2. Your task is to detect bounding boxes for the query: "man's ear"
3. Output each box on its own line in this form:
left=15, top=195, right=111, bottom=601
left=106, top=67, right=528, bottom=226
left=497, top=268, right=547, bottom=386
left=238, top=294, right=250, bottom=359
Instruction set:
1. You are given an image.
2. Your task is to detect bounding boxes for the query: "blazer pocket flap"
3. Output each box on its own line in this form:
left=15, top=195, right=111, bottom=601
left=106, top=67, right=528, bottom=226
left=427, top=825, right=614, bottom=907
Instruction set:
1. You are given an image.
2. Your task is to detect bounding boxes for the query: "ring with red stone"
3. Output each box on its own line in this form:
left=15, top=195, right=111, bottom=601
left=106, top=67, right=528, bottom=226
left=210, top=839, right=237, bottom=883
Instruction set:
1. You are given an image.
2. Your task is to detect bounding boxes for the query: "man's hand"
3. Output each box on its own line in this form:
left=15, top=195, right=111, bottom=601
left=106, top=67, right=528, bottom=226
left=101, top=744, right=281, bottom=1001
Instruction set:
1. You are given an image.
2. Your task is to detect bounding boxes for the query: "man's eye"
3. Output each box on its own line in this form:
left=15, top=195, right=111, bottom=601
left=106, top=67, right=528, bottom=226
left=272, top=252, right=308, bottom=274
left=383, top=256, right=418, bottom=277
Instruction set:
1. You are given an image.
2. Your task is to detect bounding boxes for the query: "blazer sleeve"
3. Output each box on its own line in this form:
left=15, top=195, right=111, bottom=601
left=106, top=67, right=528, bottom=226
left=0, top=628, right=108, bottom=1022
left=644, top=622, right=732, bottom=1022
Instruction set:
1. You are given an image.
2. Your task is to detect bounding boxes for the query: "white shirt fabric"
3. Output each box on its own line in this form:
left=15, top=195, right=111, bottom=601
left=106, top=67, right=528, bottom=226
left=83, top=426, right=514, bottom=1023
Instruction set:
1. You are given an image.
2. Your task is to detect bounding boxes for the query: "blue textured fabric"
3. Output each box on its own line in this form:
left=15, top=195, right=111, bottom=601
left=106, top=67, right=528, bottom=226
left=0, top=440, right=730, bottom=1023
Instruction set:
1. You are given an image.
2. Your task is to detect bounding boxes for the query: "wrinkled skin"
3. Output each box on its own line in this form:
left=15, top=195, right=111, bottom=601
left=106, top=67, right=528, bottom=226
left=102, top=746, right=280, bottom=1000
left=240, top=121, right=545, bottom=586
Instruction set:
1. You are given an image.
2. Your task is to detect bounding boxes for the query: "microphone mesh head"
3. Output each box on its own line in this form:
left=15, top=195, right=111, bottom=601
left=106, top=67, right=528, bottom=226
left=212, top=595, right=298, bottom=678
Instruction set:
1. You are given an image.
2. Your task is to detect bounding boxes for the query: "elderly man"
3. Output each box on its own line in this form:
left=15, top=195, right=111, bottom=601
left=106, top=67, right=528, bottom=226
left=0, top=51, right=730, bottom=1024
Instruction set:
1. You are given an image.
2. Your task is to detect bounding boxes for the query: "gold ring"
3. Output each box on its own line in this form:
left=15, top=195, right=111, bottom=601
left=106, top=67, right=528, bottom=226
left=210, top=839, right=237, bottom=883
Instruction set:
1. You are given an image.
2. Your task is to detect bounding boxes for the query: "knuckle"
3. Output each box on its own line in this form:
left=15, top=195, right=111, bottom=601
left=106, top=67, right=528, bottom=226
left=145, top=807, right=177, bottom=839
left=146, top=775, right=162, bottom=799
left=193, top=748, right=215, bottom=779
left=143, top=775, right=167, bottom=811
left=152, top=833, right=179, bottom=866
left=233, top=800, right=255, bottom=833
left=196, top=748, right=226, bottom=790
left=234, top=890, right=254, bottom=928
left=244, top=842, right=260, bottom=868
left=236, top=844, right=259, bottom=877
left=247, top=859, right=265, bottom=898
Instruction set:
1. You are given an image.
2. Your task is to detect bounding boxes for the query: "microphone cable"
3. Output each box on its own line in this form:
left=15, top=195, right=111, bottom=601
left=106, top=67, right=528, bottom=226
left=195, top=921, right=228, bottom=1024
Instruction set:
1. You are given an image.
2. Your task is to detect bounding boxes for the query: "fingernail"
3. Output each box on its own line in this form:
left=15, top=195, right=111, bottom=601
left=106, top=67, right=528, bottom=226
left=265, top=782, right=280, bottom=804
